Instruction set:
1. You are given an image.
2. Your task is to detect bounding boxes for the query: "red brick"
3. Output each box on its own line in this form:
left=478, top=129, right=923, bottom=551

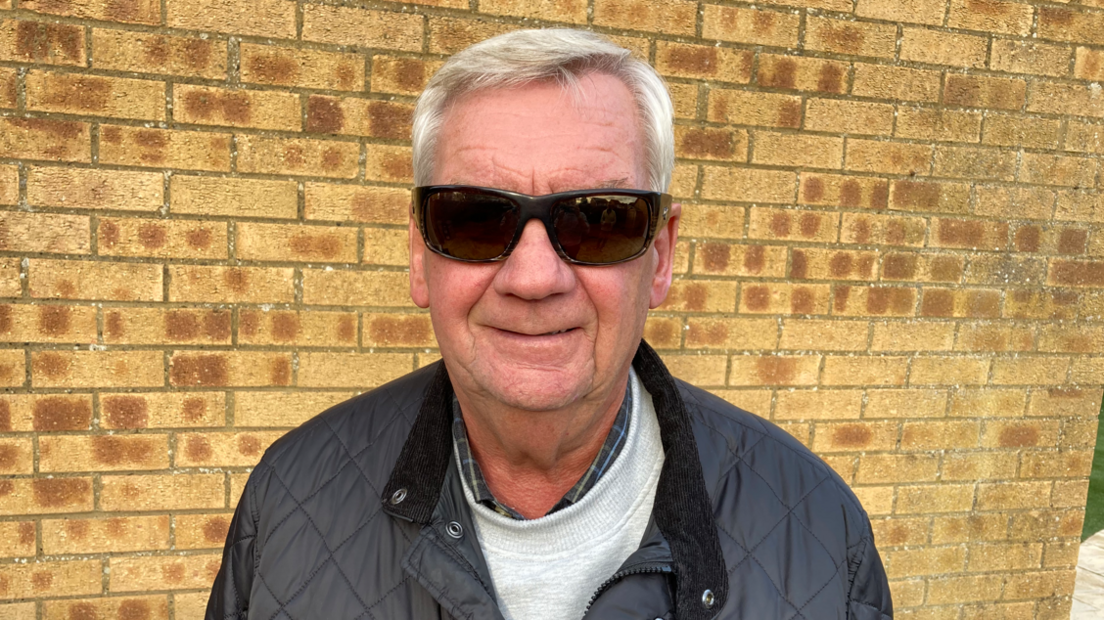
left=945, top=74, right=1027, bottom=111
left=307, top=96, right=413, bottom=140
left=738, top=283, right=831, bottom=315
left=0, top=19, right=85, bottom=65
left=593, top=0, right=697, bottom=35
left=100, top=125, right=231, bottom=171
left=242, top=309, right=358, bottom=347
left=805, top=16, right=897, bottom=58
left=0, top=477, right=94, bottom=515
left=361, top=312, right=433, bottom=347
left=841, top=213, right=927, bottom=247
left=813, top=421, right=898, bottom=452
left=931, top=218, right=1009, bottom=251
left=881, top=252, right=964, bottom=283
left=791, top=248, right=878, bottom=281
left=40, top=434, right=168, bottom=472
left=1048, top=259, right=1104, bottom=287
left=660, top=280, right=739, bottom=313
left=0, top=438, right=32, bottom=474
left=748, top=207, right=837, bottom=242
left=889, top=180, right=971, bottom=214
left=0, top=521, right=35, bottom=557
left=170, top=351, right=292, bottom=387
left=370, top=55, right=445, bottom=96
left=729, top=354, right=819, bottom=386
left=103, top=307, right=230, bottom=345
left=692, top=243, right=787, bottom=278
left=833, top=285, right=917, bottom=317
left=920, top=288, right=1001, bottom=319
left=93, top=29, right=225, bottom=79
left=176, top=431, right=285, bottom=467
left=800, top=174, right=888, bottom=210
left=756, top=54, right=848, bottom=94
left=675, top=126, right=748, bottom=162
left=101, top=392, right=224, bottom=429
left=43, top=596, right=169, bottom=620
left=174, top=84, right=300, bottom=131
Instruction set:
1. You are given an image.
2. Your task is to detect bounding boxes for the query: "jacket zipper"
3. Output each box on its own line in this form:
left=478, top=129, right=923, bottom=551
left=584, top=564, right=673, bottom=613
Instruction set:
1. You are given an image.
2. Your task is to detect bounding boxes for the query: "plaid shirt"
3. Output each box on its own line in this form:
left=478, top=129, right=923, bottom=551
left=452, top=380, right=632, bottom=520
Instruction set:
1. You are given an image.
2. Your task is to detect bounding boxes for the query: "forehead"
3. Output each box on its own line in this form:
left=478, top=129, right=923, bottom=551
left=433, top=73, right=646, bottom=193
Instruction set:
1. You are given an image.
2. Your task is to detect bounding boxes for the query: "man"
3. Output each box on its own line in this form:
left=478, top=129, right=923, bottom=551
left=207, top=29, right=892, bottom=620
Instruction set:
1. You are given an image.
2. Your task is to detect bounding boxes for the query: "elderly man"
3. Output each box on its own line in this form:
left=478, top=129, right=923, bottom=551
left=207, top=29, right=892, bottom=620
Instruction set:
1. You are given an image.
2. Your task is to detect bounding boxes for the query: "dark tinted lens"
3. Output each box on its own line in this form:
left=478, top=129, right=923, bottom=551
left=552, top=194, right=651, bottom=263
left=424, top=190, right=519, bottom=260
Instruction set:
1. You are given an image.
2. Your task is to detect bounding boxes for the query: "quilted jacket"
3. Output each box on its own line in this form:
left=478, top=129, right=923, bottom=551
left=206, top=342, right=893, bottom=620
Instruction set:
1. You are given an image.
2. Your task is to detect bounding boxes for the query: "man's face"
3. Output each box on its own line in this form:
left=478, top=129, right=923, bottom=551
left=409, top=73, right=680, bottom=412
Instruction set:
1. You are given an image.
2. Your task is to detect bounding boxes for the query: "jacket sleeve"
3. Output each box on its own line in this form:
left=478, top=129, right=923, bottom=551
left=205, top=465, right=264, bottom=620
left=846, top=530, right=893, bottom=620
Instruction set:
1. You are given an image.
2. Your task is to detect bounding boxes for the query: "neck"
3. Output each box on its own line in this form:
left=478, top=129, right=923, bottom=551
left=454, top=372, right=629, bottom=519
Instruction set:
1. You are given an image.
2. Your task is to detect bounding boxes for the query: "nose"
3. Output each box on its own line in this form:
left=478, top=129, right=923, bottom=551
left=492, top=219, right=575, bottom=300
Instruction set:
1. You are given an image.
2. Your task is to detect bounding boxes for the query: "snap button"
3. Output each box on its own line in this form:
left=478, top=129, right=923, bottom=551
left=389, top=488, right=407, bottom=505
left=701, top=589, right=714, bottom=609
left=445, top=521, right=463, bottom=539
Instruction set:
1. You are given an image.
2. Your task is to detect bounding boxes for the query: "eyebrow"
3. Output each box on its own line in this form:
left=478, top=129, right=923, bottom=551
left=598, top=178, right=631, bottom=189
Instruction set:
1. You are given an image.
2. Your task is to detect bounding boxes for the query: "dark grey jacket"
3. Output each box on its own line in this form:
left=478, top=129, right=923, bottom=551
left=206, top=342, right=892, bottom=620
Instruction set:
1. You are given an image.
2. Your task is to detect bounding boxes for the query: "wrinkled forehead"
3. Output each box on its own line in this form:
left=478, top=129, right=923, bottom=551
left=433, top=74, right=648, bottom=194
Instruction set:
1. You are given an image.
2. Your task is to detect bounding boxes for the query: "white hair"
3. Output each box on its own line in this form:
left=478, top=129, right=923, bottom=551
left=411, top=28, right=675, bottom=193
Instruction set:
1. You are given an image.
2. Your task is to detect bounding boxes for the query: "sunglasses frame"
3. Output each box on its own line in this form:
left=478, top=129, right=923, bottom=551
left=412, top=185, right=672, bottom=266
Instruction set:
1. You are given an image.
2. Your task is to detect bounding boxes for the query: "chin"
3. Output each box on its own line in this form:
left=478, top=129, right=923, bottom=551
left=475, top=365, right=593, bottom=412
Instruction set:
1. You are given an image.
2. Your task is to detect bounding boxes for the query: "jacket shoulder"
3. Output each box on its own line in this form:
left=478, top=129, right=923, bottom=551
left=676, top=380, right=870, bottom=537
left=250, top=363, right=438, bottom=501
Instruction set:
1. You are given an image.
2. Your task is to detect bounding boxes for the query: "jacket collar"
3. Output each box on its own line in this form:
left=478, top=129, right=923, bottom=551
left=382, top=340, right=728, bottom=619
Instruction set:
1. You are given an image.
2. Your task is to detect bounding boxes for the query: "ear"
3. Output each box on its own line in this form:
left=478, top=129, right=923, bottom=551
left=648, top=202, right=680, bottom=309
left=409, top=215, right=430, bottom=309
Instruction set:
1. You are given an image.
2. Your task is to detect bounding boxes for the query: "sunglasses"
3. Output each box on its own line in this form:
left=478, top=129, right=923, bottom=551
left=412, top=185, right=672, bottom=266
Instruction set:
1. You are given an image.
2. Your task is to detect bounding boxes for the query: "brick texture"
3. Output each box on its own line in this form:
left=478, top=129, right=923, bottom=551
left=0, top=1, right=1099, bottom=618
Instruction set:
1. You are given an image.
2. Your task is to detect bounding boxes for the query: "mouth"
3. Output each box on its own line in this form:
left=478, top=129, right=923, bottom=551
left=496, top=326, right=579, bottom=337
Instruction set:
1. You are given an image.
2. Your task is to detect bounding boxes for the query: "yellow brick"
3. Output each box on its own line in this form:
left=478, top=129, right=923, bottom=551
left=27, top=70, right=164, bottom=120
left=174, top=84, right=300, bottom=131
left=692, top=242, right=787, bottom=278
left=168, top=265, right=294, bottom=304
left=236, top=223, right=358, bottom=263
left=845, top=140, right=932, bottom=176
left=363, top=228, right=409, bottom=266
left=779, top=319, right=868, bottom=351
left=756, top=53, right=849, bottom=94
left=991, top=357, right=1071, bottom=385
left=1028, top=387, right=1102, bottom=418
left=657, top=42, right=753, bottom=84
left=738, top=282, right=831, bottom=315
left=981, top=114, right=1061, bottom=149
left=852, top=486, right=894, bottom=515
left=928, top=574, right=1004, bottom=604
left=872, top=322, right=956, bottom=352
left=426, top=17, right=515, bottom=55
left=1038, top=6, right=1104, bottom=45
left=172, top=593, right=207, bottom=619
left=1052, top=480, right=1089, bottom=508
left=172, top=175, right=299, bottom=218
left=841, top=213, right=927, bottom=247
left=28, top=259, right=161, bottom=302
left=365, top=144, right=413, bottom=184
left=706, top=389, right=772, bottom=415
left=895, top=484, right=976, bottom=515
left=241, top=43, right=364, bottom=91
left=362, top=312, right=435, bottom=347
left=0, top=117, right=90, bottom=162
left=728, top=355, right=819, bottom=387
left=305, top=183, right=409, bottom=224
left=752, top=132, right=842, bottom=169
left=981, top=419, right=1061, bottom=449
left=866, top=389, right=949, bottom=418
left=661, top=354, right=728, bottom=385
left=21, top=0, right=158, bottom=22
left=0, top=68, right=13, bottom=108
left=976, top=186, right=1055, bottom=220
left=301, top=4, right=423, bottom=49
left=774, top=389, right=862, bottom=420
left=302, top=269, right=413, bottom=307
left=991, top=39, right=1072, bottom=77
left=896, top=107, right=982, bottom=143
left=683, top=317, right=777, bottom=351
left=307, top=96, right=413, bottom=140
left=856, top=0, right=945, bottom=24
left=234, top=391, right=354, bottom=427
left=910, top=356, right=990, bottom=385
left=901, top=28, right=988, bottom=68
left=98, top=218, right=226, bottom=260
left=822, top=356, right=909, bottom=386
left=101, top=392, right=224, bottom=429
left=42, top=515, right=169, bottom=554
left=701, top=5, right=799, bottom=47
left=644, top=316, right=682, bottom=349
left=31, top=350, right=163, bottom=388
left=871, top=516, right=930, bottom=547
left=99, top=125, right=231, bottom=171
left=1021, top=152, right=1098, bottom=188
left=950, top=388, right=1027, bottom=418
left=0, top=477, right=94, bottom=515
left=791, top=248, right=879, bottom=281
left=0, top=521, right=35, bottom=557
left=480, top=0, right=586, bottom=22
left=1076, top=46, right=1104, bottom=81
left=932, top=513, right=1010, bottom=543
left=0, top=349, right=22, bottom=387
left=101, top=473, right=223, bottom=511
left=0, top=19, right=84, bottom=66
left=40, top=434, right=169, bottom=472
left=0, top=165, right=15, bottom=205
left=110, top=554, right=221, bottom=592
left=889, top=179, right=972, bottom=214
left=0, top=437, right=32, bottom=474
left=852, top=64, right=941, bottom=103
left=92, top=29, right=226, bottom=79
left=901, top=420, right=981, bottom=450
left=1028, top=80, right=1104, bottom=118
left=809, top=98, right=896, bottom=135
left=370, top=55, right=445, bottom=96
left=177, top=431, right=286, bottom=467
left=241, top=309, right=357, bottom=347
left=856, top=454, right=939, bottom=483
left=593, top=0, right=697, bottom=35
left=805, top=16, right=897, bottom=58
left=102, top=308, right=229, bottom=346
left=27, top=165, right=163, bottom=211
left=833, top=285, right=917, bottom=318
left=1020, top=450, right=1094, bottom=478
left=748, top=208, right=836, bottom=242
left=703, top=168, right=797, bottom=204
left=934, top=146, right=1017, bottom=181
left=949, top=0, right=1033, bottom=35
left=166, top=0, right=295, bottom=37
left=707, top=88, right=803, bottom=129
left=298, top=352, right=415, bottom=388
left=175, top=513, right=233, bottom=550
left=43, top=597, right=169, bottom=620
left=169, top=351, right=292, bottom=388
left=978, top=481, right=1053, bottom=510
left=0, top=559, right=101, bottom=599
left=886, top=546, right=966, bottom=578
left=0, top=211, right=88, bottom=255
left=813, top=421, right=898, bottom=452
left=237, top=135, right=359, bottom=179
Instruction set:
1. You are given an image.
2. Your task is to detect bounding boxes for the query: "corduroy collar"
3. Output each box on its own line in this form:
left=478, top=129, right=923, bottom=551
left=381, top=340, right=728, bottom=619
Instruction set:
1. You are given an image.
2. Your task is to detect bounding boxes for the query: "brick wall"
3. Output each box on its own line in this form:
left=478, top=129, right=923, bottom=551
left=0, top=0, right=1101, bottom=617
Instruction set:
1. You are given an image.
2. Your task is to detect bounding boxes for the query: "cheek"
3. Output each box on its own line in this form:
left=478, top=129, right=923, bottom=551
left=425, top=258, right=496, bottom=319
